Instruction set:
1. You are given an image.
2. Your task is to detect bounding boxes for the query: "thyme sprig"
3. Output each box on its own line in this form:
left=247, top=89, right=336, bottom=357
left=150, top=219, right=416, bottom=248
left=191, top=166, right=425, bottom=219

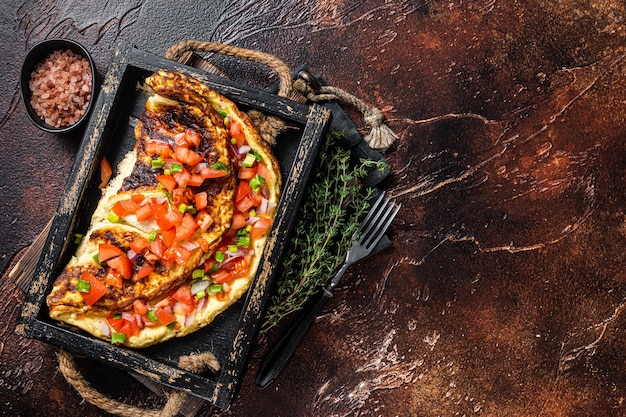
left=261, top=130, right=385, bottom=334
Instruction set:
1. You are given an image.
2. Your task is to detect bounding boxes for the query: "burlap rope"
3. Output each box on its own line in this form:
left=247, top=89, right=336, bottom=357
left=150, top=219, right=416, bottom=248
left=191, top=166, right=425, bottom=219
left=58, top=39, right=398, bottom=417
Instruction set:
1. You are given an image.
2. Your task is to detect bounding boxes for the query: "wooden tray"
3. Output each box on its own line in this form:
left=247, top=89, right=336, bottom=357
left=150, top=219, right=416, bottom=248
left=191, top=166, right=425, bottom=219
left=16, top=41, right=331, bottom=408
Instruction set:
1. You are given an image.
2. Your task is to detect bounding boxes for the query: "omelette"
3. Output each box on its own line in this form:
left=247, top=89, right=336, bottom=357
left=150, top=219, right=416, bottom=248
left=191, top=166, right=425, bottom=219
left=47, top=70, right=281, bottom=348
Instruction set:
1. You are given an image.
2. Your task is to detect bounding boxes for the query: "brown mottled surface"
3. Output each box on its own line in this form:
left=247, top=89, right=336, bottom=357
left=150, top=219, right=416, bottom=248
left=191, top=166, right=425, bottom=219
left=1, top=1, right=625, bottom=416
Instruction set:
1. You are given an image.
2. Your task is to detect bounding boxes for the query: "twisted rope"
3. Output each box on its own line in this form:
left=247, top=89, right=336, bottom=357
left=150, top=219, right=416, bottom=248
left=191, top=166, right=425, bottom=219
left=58, top=350, right=220, bottom=417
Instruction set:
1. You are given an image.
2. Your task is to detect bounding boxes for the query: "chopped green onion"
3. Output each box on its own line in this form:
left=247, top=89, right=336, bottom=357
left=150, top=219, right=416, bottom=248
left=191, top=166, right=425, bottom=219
left=231, top=138, right=237, bottom=145
left=147, top=310, right=157, bottom=322
left=92, top=253, right=101, bottom=264
left=110, top=332, right=126, bottom=344
left=170, top=162, right=183, bottom=173
left=196, top=290, right=206, bottom=299
left=163, top=169, right=172, bottom=176
left=77, top=279, right=91, bottom=293
left=192, top=269, right=205, bottom=279
left=249, top=174, right=266, bottom=192
left=148, top=231, right=157, bottom=241
left=178, top=203, right=188, bottom=213
left=207, top=263, right=219, bottom=274
left=249, top=209, right=256, bottom=217
left=210, top=162, right=230, bottom=173
left=108, top=213, right=120, bottom=223
left=251, top=149, right=263, bottom=162
left=218, top=110, right=228, bottom=118
left=113, top=313, right=122, bottom=320
left=209, top=284, right=223, bottom=294
left=236, top=234, right=251, bottom=248
left=166, top=322, right=177, bottom=329
left=73, top=233, right=84, bottom=244
left=242, top=153, right=257, bottom=168
left=151, top=158, right=165, bottom=169
left=215, top=251, right=225, bottom=263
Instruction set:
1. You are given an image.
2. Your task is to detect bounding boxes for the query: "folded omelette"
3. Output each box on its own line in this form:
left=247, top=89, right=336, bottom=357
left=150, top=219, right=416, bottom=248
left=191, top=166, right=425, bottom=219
left=46, top=70, right=281, bottom=348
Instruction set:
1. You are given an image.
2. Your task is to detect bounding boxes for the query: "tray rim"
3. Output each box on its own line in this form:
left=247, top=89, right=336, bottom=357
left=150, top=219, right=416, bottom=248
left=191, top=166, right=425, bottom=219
left=15, top=40, right=331, bottom=408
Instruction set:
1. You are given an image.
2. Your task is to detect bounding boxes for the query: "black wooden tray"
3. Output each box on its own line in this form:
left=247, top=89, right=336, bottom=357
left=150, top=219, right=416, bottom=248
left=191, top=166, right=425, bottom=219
left=16, top=41, right=331, bottom=408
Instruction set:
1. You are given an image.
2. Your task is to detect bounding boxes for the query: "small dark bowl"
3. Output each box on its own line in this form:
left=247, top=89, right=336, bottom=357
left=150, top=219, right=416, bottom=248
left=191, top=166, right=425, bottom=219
left=20, top=38, right=97, bottom=134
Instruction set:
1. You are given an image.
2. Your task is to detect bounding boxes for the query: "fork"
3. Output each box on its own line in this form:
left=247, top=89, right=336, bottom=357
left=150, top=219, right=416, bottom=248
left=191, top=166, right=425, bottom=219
left=256, top=192, right=401, bottom=388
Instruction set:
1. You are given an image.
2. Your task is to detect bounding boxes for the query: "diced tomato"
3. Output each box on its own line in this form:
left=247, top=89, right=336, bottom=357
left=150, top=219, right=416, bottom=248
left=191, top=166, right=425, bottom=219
left=175, top=213, right=198, bottom=241
left=204, top=259, right=218, bottom=274
left=112, top=199, right=140, bottom=217
left=173, top=132, right=187, bottom=148
left=148, top=237, right=164, bottom=258
left=188, top=174, right=204, bottom=187
left=195, top=192, right=208, bottom=210
left=119, top=321, right=140, bottom=339
left=129, top=238, right=149, bottom=253
left=171, top=285, right=193, bottom=305
left=236, top=181, right=252, bottom=202
left=156, top=207, right=183, bottom=231
left=106, top=316, right=125, bottom=332
left=162, top=245, right=192, bottom=265
left=98, top=243, right=125, bottom=262
left=107, top=254, right=132, bottom=279
left=229, top=120, right=246, bottom=146
left=160, top=227, right=177, bottom=247
left=184, top=130, right=201, bottom=147
left=174, top=301, right=196, bottom=315
left=133, top=299, right=149, bottom=316
left=173, top=168, right=191, bottom=188
left=210, top=268, right=232, bottom=283
left=146, top=140, right=173, bottom=158
left=252, top=192, right=264, bottom=206
left=230, top=212, right=247, bottom=230
left=155, top=308, right=176, bottom=325
left=80, top=272, right=108, bottom=306
left=216, top=291, right=227, bottom=301
left=99, top=157, right=113, bottom=189
left=136, top=263, right=155, bottom=279
left=196, top=211, right=213, bottom=232
left=236, top=195, right=255, bottom=213
left=104, top=272, right=123, bottom=289
left=256, top=162, right=273, bottom=185
left=135, top=204, right=155, bottom=222
left=175, top=146, right=204, bottom=166
left=251, top=216, right=272, bottom=240
left=156, top=175, right=177, bottom=195
left=201, top=167, right=228, bottom=178
left=131, top=194, right=145, bottom=204
left=238, top=167, right=256, bottom=180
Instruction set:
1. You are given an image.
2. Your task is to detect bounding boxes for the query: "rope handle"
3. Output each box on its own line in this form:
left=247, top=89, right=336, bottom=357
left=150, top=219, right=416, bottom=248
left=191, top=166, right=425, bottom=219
left=165, top=40, right=294, bottom=98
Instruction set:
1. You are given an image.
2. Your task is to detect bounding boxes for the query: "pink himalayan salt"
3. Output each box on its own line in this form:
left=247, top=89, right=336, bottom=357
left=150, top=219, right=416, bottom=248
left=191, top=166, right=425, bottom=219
left=29, top=49, right=92, bottom=128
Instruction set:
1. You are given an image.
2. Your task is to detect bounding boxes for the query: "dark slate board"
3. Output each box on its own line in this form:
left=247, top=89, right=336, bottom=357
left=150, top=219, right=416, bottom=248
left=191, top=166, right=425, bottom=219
left=15, top=41, right=331, bottom=409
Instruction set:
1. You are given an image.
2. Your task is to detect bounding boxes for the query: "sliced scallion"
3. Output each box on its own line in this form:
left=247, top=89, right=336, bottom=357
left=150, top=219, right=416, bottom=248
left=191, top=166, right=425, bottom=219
left=192, top=269, right=205, bottom=279
left=108, top=213, right=120, bottom=223
left=242, top=153, right=257, bottom=168
left=147, top=310, right=157, bottom=322
left=151, top=158, right=165, bottom=169
left=209, top=284, right=223, bottom=294
left=170, top=162, right=183, bottom=173
left=77, top=279, right=91, bottom=293
left=148, top=231, right=157, bottom=241
left=215, top=251, right=225, bottom=263
left=110, top=332, right=126, bottom=344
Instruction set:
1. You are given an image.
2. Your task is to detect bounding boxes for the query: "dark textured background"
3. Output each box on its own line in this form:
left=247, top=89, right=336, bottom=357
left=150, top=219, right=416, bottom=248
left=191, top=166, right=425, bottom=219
left=1, top=1, right=625, bottom=416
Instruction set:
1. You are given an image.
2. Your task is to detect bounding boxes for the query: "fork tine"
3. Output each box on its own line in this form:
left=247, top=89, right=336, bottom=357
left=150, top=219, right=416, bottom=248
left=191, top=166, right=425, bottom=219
left=356, top=192, right=386, bottom=235
left=362, top=200, right=401, bottom=249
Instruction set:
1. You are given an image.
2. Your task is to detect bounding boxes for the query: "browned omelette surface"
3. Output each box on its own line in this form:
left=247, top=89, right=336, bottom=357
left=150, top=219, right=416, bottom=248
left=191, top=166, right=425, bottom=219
left=46, top=70, right=281, bottom=347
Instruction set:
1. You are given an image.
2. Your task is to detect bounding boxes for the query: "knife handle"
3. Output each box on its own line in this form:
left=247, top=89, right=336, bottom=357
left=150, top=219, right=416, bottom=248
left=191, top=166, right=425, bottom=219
left=256, top=287, right=333, bottom=389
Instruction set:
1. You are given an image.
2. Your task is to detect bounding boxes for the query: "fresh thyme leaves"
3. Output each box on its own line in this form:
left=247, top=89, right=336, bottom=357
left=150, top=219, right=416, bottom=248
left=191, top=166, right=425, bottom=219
left=260, top=130, right=386, bottom=334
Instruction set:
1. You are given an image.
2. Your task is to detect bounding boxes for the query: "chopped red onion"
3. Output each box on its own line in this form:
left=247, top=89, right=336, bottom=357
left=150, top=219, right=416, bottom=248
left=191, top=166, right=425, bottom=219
left=122, top=312, right=135, bottom=323
left=127, top=249, right=139, bottom=261
left=181, top=241, right=199, bottom=251
left=98, top=319, right=111, bottom=338
left=191, top=280, right=210, bottom=295
left=238, top=145, right=251, bottom=154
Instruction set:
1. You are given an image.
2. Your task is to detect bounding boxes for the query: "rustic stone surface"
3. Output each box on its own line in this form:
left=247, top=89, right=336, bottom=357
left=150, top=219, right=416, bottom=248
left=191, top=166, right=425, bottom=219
left=1, top=1, right=624, bottom=416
